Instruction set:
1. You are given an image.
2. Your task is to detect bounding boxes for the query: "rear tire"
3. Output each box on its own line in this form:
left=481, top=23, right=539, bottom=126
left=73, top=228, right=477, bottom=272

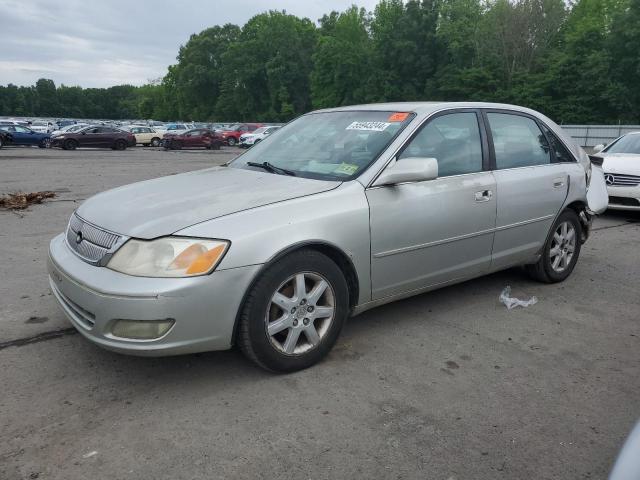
left=151, top=137, right=161, bottom=147
left=238, top=249, right=349, bottom=372
left=526, top=209, right=582, bottom=283
left=227, top=137, right=236, bottom=146
left=64, top=139, right=77, bottom=151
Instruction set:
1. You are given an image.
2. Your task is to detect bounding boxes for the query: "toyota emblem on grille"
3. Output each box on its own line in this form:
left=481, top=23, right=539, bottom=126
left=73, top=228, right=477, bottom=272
left=605, top=174, right=615, bottom=185
left=76, top=231, right=83, bottom=244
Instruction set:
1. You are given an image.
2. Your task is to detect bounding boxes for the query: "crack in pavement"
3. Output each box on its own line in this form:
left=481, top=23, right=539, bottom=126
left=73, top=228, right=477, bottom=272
left=592, top=220, right=639, bottom=231
left=0, top=327, right=77, bottom=351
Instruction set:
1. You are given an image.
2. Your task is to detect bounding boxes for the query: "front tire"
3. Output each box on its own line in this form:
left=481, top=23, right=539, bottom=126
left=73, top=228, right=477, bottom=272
left=39, top=138, right=50, bottom=149
left=227, top=137, right=236, bottom=146
left=526, top=209, right=582, bottom=283
left=238, top=249, right=349, bottom=372
left=114, top=139, right=127, bottom=150
left=151, top=137, right=161, bottom=147
left=64, top=139, right=78, bottom=150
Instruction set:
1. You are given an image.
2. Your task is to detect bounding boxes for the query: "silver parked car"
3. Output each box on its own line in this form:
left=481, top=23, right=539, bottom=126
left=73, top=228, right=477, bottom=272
left=48, top=102, right=608, bottom=371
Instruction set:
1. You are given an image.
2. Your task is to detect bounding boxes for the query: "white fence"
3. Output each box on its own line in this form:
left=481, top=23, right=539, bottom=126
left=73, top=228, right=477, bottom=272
left=562, top=125, right=640, bottom=147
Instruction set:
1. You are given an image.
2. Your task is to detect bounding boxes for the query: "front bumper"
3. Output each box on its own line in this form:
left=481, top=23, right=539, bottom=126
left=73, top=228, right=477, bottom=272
left=607, top=185, right=640, bottom=211
left=48, top=234, right=260, bottom=356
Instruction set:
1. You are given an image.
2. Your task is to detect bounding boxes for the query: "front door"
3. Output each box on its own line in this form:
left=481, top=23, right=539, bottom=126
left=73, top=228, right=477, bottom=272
left=185, top=130, right=203, bottom=147
left=79, top=127, right=100, bottom=147
left=367, top=110, right=497, bottom=300
left=484, top=111, right=570, bottom=269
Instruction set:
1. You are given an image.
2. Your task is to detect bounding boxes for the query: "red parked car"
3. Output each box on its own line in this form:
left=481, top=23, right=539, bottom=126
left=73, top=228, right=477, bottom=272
left=162, top=129, right=224, bottom=150
left=219, top=123, right=263, bottom=146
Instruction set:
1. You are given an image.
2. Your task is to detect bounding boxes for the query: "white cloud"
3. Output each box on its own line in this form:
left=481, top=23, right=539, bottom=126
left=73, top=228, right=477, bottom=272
left=0, top=0, right=380, bottom=88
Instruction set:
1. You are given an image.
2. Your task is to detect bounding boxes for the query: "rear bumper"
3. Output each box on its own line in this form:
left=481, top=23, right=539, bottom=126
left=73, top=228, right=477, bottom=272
left=48, top=233, right=260, bottom=356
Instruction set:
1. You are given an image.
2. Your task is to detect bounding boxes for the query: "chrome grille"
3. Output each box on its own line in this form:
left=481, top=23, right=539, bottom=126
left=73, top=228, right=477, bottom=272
left=604, top=172, right=640, bottom=187
left=66, top=213, right=121, bottom=264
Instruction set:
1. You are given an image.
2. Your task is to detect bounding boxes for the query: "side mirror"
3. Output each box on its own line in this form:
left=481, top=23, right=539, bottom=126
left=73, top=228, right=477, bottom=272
left=373, top=157, right=438, bottom=186
left=593, top=144, right=605, bottom=153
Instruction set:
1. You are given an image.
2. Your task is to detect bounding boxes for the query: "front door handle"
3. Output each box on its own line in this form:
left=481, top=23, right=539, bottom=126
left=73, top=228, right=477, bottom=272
left=475, top=190, right=493, bottom=202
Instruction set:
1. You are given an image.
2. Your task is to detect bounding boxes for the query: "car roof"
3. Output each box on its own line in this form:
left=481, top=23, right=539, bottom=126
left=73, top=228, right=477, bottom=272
left=315, top=101, right=544, bottom=117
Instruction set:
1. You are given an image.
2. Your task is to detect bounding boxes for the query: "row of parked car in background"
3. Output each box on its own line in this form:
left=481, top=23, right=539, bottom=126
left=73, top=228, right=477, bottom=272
left=1, top=115, right=636, bottom=212
left=0, top=118, right=282, bottom=150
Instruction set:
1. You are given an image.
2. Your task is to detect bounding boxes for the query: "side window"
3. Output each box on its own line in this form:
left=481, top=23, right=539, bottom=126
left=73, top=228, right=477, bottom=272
left=16, top=126, right=29, bottom=133
left=399, top=112, right=483, bottom=177
left=541, top=126, right=576, bottom=163
left=487, top=113, right=551, bottom=169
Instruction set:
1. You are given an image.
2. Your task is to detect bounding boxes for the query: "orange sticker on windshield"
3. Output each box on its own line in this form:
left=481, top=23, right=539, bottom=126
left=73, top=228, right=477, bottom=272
left=388, top=112, right=410, bottom=122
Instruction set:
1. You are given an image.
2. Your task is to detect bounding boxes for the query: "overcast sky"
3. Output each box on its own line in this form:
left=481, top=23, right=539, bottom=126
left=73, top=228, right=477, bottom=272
left=0, top=0, right=379, bottom=88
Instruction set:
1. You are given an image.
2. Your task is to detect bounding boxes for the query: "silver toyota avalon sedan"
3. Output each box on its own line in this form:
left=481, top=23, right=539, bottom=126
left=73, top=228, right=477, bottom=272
left=48, top=102, right=608, bottom=371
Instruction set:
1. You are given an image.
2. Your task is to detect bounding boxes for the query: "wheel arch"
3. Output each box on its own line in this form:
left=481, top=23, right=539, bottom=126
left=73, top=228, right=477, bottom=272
left=231, top=240, right=360, bottom=345
left=564, top=200, right=591, bottom=243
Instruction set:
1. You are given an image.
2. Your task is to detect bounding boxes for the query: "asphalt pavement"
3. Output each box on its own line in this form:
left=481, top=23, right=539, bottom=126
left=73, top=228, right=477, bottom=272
left=1, top=145, right=639, bottom=479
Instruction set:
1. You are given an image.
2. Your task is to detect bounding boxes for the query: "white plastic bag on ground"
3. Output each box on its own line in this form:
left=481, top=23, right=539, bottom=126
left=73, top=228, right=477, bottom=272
left=499, top=286, right=538, bottom=310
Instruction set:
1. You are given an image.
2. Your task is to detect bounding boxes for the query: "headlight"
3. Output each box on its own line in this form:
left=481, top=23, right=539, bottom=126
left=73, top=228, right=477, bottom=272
left=56, top=136, right=65, bottom=139
left=107, top=237, right=229, bottom=277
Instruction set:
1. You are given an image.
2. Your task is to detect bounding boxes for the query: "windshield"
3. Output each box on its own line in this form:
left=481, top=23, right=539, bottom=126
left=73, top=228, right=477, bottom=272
left=605, top=133, right=640, bottom=154
left=230, top=111, right=414, bottom=181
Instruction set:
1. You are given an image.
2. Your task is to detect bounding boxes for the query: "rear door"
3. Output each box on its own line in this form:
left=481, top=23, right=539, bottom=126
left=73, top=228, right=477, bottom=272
left=484, top=110, right=569, bottom=269
left=139, top=127, right=153, bottom=143
left=95, top=127, right=117, bottom=147
left=367, top=109, right=497, bottom=299
left=5, top=126, right=26, bottom=144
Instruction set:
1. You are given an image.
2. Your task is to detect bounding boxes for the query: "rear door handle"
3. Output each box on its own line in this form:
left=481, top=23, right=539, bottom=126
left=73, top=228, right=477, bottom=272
left=553, top=177, right=566, bottom=188
left=475, top=190, right=493, bottom=202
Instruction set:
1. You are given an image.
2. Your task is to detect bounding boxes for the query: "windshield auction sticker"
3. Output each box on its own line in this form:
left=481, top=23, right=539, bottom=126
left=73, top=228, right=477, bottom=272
left=334, top=163, right=359, bottom=175
left=388, top=112, right=410, bottom=122
left=346, top=121, right=390, bottom=132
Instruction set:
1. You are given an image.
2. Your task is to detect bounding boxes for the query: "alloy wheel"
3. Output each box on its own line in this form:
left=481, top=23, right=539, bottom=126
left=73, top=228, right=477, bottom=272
left=265, top=272, right=335, bottom=355
left=549, top=221, right=576, bottom=273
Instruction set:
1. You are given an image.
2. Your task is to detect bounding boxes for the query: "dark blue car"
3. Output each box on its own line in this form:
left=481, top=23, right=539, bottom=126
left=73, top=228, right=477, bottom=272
left=0, top=124, right=51, bottom=148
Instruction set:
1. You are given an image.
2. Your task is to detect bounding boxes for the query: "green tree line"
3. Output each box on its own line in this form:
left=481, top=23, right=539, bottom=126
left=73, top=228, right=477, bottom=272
left=1, top=0, right=638, bottom=124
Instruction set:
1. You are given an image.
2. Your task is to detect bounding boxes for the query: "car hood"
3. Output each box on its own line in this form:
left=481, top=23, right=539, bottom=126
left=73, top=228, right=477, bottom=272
left=600, top=153, right=640, bottom=175
left=76, top=166, right=340, bottom=239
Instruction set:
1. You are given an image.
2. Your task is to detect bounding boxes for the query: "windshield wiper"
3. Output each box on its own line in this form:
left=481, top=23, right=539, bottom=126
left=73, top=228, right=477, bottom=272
left=246, top=161, right=297, bottom=176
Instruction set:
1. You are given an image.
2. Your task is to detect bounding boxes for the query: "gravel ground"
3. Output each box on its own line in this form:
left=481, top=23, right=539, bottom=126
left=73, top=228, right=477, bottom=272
left=1, top=145, right=639, bottom=480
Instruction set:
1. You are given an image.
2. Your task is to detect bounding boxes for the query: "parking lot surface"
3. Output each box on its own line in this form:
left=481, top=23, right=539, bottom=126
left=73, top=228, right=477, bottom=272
left=1, top=146, right=639, bottom=479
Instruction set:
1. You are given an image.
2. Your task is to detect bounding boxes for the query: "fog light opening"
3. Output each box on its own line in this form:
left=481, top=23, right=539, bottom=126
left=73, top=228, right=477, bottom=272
left=111, top=319, right=175, bottom=340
